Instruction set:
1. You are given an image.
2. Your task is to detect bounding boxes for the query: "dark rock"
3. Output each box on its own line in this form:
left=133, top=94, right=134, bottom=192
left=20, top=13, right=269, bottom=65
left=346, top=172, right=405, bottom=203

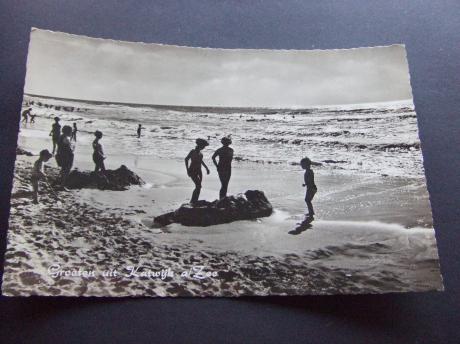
left=16, top=147, right=34, bottom=156
left=153, top=190, right=273, bottom=227
left=65, top=165, right=144, bottom=191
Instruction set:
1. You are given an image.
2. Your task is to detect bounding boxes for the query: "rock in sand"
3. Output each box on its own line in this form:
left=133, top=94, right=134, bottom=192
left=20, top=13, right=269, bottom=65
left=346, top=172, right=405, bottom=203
left=65, top=165, right=144, bottom=191
left=154, top=190, right=273, bottom=227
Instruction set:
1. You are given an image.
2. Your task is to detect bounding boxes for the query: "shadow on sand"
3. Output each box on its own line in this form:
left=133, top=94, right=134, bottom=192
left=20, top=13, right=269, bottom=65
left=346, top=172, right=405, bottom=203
left=288, top=216, right=314, bottom=235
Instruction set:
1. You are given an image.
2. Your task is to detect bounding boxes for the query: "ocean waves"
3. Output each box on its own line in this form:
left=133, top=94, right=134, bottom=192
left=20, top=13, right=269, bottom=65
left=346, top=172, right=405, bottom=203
left=23, top=95, right=425, bottom=178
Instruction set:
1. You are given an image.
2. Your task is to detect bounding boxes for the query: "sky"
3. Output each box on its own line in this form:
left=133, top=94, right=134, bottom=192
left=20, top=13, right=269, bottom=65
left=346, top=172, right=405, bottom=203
left=24, top=28, right=413, bottom=108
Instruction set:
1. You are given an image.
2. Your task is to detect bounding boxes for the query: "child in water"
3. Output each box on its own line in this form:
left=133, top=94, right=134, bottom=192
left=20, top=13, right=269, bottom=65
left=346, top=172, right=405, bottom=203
left=92, top=130, right=106, bottom=172
left=301, top=157, right=317, bottom=218
left=71, top=123, right=78, bottom=142
left=21, top=108, right=32, bottom=123
left=137, top=124, right=145, bottom=138
left=31, top=149, right=53, bottom=204
left=212, top=136, right=234, bottom=199
left=185, top=138, right=210, bottom=204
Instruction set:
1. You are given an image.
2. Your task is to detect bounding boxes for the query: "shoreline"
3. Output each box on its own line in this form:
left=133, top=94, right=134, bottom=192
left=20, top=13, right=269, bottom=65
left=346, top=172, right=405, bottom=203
left=17, top=124, right=434, bottom=229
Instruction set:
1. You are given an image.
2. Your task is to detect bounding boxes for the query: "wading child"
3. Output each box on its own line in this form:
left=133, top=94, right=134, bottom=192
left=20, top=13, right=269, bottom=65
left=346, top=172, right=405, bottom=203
left=137, top=124, right=145, bottom=138
left=301, top=157, right=317, bottom=218
left=185, top=138, right=210, bottom=204
left=71, top=123, right=78, bottom=142
left=21, top=108, right=32, bottom=124
left=31, top=149, right=53, bottom=204
left=212, top=136, right=234, bottom=199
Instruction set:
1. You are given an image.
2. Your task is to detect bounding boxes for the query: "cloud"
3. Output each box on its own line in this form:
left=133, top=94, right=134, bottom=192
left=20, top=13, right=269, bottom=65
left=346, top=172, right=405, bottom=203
left=25, top=29, right=412, bottom=107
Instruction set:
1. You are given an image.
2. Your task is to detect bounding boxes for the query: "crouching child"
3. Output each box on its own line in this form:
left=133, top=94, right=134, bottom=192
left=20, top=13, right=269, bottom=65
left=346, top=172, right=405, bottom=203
left=31, top=149, right=53, bottom=204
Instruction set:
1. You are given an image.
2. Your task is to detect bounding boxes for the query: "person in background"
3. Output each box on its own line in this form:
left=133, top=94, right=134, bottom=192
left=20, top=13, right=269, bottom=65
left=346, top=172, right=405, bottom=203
left=21, top=108, right=32, bottom=124
left=300, top=157, right=317, bottom=219
left=92, top=130, right=106, bottom=172
left=55, top=125, right=75, bottom=185
left=137, top=124, right=145, bottom=138
left=185, top=138, right=210, bottom=204
left=31, top=149, right=53, bottom=204
left=212, top=136, right=234, bottom=199
left=49, top=117, right=61, bottom=154
left=71, top=123, right=78, bottom=142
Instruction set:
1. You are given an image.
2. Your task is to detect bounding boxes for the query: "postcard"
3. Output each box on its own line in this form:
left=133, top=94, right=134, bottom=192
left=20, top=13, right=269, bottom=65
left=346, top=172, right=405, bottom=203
left=1, top=28, right=443, bottom=296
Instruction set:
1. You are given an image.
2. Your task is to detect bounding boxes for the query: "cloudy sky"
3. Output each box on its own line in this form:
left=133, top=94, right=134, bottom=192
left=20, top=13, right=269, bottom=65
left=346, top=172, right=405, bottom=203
left=25, top=29, right=412, bottom=108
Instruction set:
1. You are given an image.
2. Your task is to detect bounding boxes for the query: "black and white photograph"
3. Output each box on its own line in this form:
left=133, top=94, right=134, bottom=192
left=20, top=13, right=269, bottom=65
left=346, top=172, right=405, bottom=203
left=1, top=28, right=443, bottom=297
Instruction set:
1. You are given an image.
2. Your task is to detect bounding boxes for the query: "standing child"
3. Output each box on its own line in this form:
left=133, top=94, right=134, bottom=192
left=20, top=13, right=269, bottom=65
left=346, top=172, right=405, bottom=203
left=92, top=130, right=106, bottom=172
left=137, top=124, right=144, bottom=138
left=55, top=125, right=75, bottom=185
left=49, top=117, right=61, bottom=154
left=185, top=138, right=210, bottom=204
left=31, top=149, right=53, bottom=204
left=71, top=123, right=78, bottom=142
left=212, top=136, right=234, bottom=199
left=300, top=157, right=317, bottom=218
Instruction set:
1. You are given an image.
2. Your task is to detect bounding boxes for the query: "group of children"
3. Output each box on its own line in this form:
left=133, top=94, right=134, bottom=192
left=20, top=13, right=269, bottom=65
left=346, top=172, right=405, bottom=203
left=29, top=115, right=318, bottom=218
left=185, top=136, right=235, bottom=203
left=30, top=116, right=106, bottom=204
left=184, top=136, right=317, bottom=218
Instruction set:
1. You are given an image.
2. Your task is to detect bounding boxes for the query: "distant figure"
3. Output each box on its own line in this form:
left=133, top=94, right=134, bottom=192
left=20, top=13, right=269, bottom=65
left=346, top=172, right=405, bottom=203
left=185, top=138, right=210, bottom=204
left=49, top=117, right=61, bottom=154
left=55, top=125, right=75, bottom=185
left=31, top=149, right=53, bottom=204
left=29, top=114, right=37, bottom=123
left=92, top=130, right=106, bottom=172
left=21, top=108, right=32, bottom=123
left=301, top=157, right=317, bottom=218
left=71, top=123, right=78, bottom=142
left=137, top=124, right=145, bottom=138
left=212, top=136, right=234, bottom=199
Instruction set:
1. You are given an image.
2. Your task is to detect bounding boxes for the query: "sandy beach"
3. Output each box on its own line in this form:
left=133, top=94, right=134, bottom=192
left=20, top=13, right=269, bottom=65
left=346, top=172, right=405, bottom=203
left=1, top=109, right=443, bottom=296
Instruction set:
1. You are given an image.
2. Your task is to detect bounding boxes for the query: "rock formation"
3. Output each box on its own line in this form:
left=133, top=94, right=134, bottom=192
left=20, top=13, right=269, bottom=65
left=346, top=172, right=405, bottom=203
left=64, top=165, right=144, bottom=191
left=154, top=190, right=273, bottom=227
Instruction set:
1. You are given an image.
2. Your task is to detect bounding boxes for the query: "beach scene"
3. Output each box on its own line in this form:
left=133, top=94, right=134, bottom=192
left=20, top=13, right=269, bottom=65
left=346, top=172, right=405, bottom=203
left=1, top=29, right=443, bottom=297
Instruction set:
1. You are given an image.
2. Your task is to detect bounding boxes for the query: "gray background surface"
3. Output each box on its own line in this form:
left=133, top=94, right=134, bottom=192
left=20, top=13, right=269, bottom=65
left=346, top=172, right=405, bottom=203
left=0, top=1, right=459, bottom=343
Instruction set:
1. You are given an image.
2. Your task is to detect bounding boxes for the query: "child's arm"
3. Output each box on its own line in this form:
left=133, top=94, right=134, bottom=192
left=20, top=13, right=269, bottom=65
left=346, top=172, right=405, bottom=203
left=185, top=151, right=192, bottom=173
left=212, top=150, right=219, bottom=168
left=202, top=160, right=210, bottom=174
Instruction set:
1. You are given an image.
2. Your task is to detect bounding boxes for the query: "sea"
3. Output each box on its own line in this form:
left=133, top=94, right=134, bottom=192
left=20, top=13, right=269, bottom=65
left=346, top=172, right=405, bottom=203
left=22, top=94, right=424, bottom=178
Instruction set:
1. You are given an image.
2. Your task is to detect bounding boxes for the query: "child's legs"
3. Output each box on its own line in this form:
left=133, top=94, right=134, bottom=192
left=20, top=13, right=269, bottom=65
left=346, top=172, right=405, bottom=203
left=189, top=171, right=202, bottom=202
left=52, top=139, right=58, bottom=153
left=60, top=158, right=73, bottom=183
left=305, top=188, right=317, bottom=215
left=218, top=169, right=231, bottom=198
left=32, top=178, right=39, bottom=202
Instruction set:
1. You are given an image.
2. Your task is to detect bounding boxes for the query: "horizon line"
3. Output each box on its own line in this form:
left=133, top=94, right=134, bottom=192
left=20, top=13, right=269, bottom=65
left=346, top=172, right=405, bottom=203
left=23, top=93, right=413, bottom=111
